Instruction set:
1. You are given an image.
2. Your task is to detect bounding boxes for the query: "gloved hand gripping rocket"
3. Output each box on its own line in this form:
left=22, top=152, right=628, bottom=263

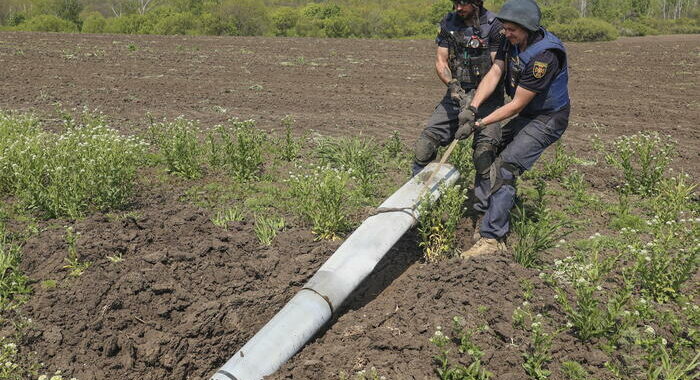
left=447, top=79, right=478, bottom=140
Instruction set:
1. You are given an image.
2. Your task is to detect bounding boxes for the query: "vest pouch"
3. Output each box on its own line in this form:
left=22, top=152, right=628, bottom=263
left=468, top=53, right=492, bottom=82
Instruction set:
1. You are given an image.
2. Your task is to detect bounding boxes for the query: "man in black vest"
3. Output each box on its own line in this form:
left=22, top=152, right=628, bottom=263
left=459, top=0, right=570, bottom=257
left=412, top=0, right=505, bottom=221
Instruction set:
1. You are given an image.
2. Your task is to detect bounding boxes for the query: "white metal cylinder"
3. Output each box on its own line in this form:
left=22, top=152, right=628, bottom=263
left=210, top=290, right=332, bottom=380
left=211, top=163, right=460, bottom=380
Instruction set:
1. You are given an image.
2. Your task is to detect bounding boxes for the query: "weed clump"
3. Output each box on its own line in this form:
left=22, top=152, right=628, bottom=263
left=63, top=227, right=90, bottom=277
left=600, top=131, right=676, bottom=197
left=0, top=110, right=147, bottom=218
left=315, top=136, right=381, bottom=199
left=447, top=136, right=476, bottom=186
left=288, top=165, right=352, bottom=240
left=276, top=115, right=302, bottom=162
left=254, top=215, right=285, bottom=245
left=430, top=316, right=493, bottom=379
left=417, top=184, right=467, bottom=262
left=148, top=116, right=202, bottom=179
left=211, top=206, right=245, bottom=228
left=551, top=240, right=631, bottom=342
left=0, top=226, right=30, bottom=311
left=209, top=119, right=265, bottom=181
left=512, top=179, right=572, bottom=268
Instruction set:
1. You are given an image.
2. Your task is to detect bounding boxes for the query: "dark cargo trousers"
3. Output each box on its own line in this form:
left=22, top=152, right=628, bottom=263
left=412, top=89, right=504, bottom=211
left=480, top=106, right=570, bottom=239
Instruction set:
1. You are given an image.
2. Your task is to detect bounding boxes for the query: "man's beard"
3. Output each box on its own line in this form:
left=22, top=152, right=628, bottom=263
left=456, top=6, right=478, bottom=21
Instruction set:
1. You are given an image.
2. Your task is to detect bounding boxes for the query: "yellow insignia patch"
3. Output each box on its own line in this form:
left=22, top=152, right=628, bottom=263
left=533, top=61, right=548, bottom=79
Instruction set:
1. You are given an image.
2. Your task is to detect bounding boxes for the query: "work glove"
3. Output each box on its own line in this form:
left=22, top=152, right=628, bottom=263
left=458, top=105, right=477, bottom=128
left=447, top=79, right=462, bottom=102
left=455, top=122, right=473, bottom=140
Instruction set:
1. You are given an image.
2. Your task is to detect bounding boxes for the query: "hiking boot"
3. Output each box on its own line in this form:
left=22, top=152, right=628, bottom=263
left=461, top=237, right=505, bottom=258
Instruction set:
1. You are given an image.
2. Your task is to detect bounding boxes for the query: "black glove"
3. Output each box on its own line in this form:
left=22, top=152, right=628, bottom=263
left=455, top=122, right=473, bottom=140
left=458, top=105, right=477, bottom=127
left=447, top=79, right=462, bottom=102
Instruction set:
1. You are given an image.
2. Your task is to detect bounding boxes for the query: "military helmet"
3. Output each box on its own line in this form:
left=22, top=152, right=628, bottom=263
left=496, top=0, right=541, bottom=32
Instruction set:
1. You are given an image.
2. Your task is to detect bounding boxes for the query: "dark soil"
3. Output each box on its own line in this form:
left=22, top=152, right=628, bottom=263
left=0, top=32, right=698, bottom=379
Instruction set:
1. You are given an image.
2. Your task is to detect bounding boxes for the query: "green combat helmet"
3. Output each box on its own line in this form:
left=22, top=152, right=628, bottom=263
left=495, top=0, right=541, bottom=31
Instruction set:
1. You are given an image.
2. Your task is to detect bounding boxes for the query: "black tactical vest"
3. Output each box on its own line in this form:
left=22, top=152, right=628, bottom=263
left=439, top=10, right=497, bottom=88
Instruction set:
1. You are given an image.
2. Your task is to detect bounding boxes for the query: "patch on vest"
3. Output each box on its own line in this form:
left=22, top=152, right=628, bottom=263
left=533, top=61, right=548, bottom=79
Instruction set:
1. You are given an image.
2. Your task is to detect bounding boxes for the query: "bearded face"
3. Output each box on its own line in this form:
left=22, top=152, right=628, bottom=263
left=453, top=0, right=481, bottom=21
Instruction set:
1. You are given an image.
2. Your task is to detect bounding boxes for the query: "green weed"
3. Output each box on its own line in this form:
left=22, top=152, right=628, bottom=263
left=63, top=227, right=90, bottom=277
left=417, top=184, right=468, bottom=262
left=536, top=141, right=581, bottom=181
left=383, top=130, right=405, bottom=160
left=288, top=165, right=351, bottom=240
left=315, top=136, right=381, bottom=199
left=444, top=136, right=476, bottom=186
left=208, top=119, right=264, bottom=181
left=560, top=360, right=594, bottom=380
left=106, top=253, right=124, bottom=263
left=522, top=315, right=555, bottom=380
left=627, top=217, right=699, bottom=303
left=244, top=183, right=284, bottom=213
left=608, top=190, right=646, bottom=231
left=623, top=322, right=700, bottom=380
left=650, top=173, right=697, bottom=224
left=521, top=278, right=535, bottom=302
left=40, top=280, right=58, bottom=289
left=211, top=206, right=245, bottom=228
left=148, top=116, right=202, bottom=179
left=0, top=228, right=30, bottom=311
left=254, top=215, right=285, bottom=246
left=512, top=205, right=571, bottom=268
left=512, top=306, right=528, bottom=330
left=645, top=344, right=699, bottom=380
left=0, top=340, right=22, bottom=380
left=512, top=180, right=572, bottom=268
left=602, top=132, right=676, bottom=197
left=430, top=317, right=493, bottom=380
left=0, top=110, right=147, bottom=218
left=277, top=115, right=301, bottom=162
left=552, top=240, right=632, bottom=342
left=562, top=170, right=600, bottom=213
left=512, top=281, right=536, bottom=329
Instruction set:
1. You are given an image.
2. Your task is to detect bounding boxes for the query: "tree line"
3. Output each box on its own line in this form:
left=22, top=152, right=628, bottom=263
left=0, top=0, right=697, bottom=41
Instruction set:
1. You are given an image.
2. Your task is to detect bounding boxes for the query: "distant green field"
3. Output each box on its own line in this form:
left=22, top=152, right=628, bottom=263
left=0, top=0, right=698, bottom=41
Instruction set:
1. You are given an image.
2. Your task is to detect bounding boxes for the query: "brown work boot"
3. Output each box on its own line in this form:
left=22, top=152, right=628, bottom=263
left=461, top=237, right=505, bottom=258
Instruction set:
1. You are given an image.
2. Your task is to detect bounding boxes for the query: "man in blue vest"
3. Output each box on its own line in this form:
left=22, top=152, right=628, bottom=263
left=412, top=0, right=504, bottom=218
left=459, top=0, right=570, bottom=257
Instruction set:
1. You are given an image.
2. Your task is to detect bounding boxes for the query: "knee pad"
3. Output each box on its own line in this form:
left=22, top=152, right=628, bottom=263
left=414, top=133, right=439, bottom=165
left=473, top=143, right=497, bottom=179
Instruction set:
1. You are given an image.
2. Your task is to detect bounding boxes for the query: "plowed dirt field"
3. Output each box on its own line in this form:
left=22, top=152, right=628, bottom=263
left=0, top=32, right=698, bottom=380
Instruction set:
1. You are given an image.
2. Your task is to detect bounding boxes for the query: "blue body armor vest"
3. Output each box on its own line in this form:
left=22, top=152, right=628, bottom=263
left=506, top=29, right=570, bottom=115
